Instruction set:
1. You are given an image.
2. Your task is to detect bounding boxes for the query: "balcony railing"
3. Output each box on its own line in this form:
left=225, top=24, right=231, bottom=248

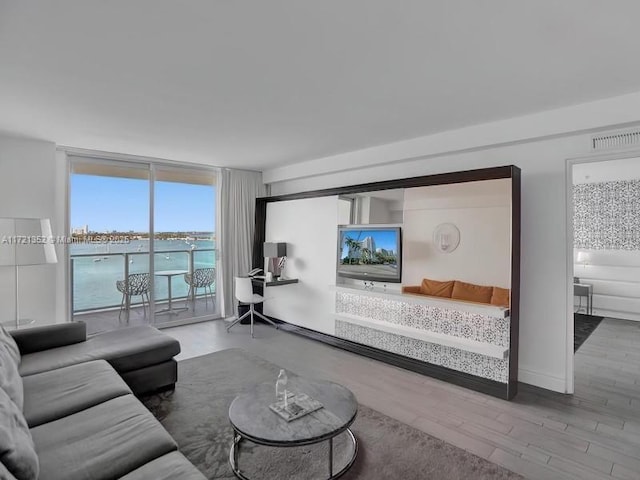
left=71, top=248, right=215, bottom=314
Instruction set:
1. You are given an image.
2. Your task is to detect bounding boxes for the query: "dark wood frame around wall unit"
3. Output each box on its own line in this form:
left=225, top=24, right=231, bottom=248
left=253, top=165, right=521, bottom=400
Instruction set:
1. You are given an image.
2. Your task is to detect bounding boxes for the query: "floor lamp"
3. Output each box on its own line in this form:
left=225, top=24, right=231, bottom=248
left=0, top=218, right=58, bottom=329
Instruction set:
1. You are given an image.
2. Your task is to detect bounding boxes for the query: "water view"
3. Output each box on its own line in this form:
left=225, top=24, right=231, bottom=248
left=71, top=238, right=215, bottom=312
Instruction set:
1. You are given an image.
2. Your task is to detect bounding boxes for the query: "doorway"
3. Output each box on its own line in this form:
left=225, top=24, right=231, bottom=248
left=568, top=153, right=640, bottom=401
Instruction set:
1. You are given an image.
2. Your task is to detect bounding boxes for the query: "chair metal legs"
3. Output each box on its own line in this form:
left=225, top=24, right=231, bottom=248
left=226, top=304, right=278, bottom=338
left=185, top=285, right=216, bottom=309
left=118, top=292, right=150, bottom=322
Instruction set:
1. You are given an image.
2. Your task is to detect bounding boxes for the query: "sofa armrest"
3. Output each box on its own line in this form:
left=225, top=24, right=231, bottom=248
left=402, top=285, right=422, bottom=294
left=10, top=322, right=87, bottom=354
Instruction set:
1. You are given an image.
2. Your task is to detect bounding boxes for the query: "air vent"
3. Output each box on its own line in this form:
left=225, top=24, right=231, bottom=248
left=592, top=129, right=640, bottom=151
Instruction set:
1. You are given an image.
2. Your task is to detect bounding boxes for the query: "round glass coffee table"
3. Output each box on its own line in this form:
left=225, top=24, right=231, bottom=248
left=228, top=377, right=358, bottom=480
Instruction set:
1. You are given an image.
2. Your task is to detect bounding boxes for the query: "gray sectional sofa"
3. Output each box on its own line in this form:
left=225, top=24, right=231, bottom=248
left=0, top=321, right=206, bottom=480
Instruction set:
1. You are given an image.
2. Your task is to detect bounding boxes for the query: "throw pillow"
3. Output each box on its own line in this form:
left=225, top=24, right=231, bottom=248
left=451, top=280, right=493, bottom=304
left=0, top=388, right=39, bottom=480
left=490, top=287, right=510, bottom=307
left=0, top=325, right=20, bottom=365
left=0, top=347, right=24, bottom=411
left=420, top=278, right=454, bottom=298
left=0, top=460, right=19, bottom=480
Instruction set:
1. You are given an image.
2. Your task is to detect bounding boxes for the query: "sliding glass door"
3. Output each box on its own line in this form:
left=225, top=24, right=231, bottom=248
left=69, top=157, right=218, bottom=333
left=153, top=166, right=218, bottom=326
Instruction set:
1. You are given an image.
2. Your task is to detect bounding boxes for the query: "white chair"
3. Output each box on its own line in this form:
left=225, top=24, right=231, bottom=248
left=226, top=276, right=278, bottom=338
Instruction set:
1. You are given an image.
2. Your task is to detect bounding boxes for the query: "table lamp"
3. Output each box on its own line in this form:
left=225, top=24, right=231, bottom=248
left=264, top=242, right=287, bottom=279
left=0, top=218, right=58, bottom=329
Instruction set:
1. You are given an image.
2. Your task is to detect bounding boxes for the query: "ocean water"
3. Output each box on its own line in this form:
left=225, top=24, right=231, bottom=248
left=71, top=239, right=215, bottom=312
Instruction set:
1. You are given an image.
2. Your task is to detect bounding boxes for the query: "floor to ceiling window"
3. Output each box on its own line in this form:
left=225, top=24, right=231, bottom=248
left=69, top=156, right=219, bottom=334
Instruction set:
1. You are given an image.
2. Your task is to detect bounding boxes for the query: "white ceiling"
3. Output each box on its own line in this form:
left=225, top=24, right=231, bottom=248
left=2, top=1, right=640, bottom=171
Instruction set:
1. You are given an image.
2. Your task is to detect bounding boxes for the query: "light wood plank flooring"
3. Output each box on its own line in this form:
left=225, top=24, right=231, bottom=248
left=163, top=317, right=640, bottom=480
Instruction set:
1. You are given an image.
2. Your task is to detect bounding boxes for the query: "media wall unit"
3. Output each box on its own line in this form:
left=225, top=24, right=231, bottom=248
left=254, top=166, right=521, bottom=400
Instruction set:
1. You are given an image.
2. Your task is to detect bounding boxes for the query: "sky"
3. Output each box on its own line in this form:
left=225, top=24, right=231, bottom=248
left=71, top=175, right=215, bottom=232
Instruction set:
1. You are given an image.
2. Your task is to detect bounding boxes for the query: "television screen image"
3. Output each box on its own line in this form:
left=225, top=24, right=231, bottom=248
left=337, top=226, right=401, bottom=283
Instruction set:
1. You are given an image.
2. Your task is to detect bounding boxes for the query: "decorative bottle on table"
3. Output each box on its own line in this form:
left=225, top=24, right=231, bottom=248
left=275, top=369, right=288, bottom=406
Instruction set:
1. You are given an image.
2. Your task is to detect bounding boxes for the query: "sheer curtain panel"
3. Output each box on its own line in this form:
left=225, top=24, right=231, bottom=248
left=219, top=169, right=266, bottom=316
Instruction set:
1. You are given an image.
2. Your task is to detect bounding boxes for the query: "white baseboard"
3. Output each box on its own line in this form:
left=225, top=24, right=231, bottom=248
left=518, top=367, right=568, bottom=393
left=593, top=309, right=640, bottom=322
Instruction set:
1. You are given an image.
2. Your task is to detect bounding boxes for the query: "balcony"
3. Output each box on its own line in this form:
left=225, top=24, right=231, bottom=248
left=71, top=246, right=217, bottom=335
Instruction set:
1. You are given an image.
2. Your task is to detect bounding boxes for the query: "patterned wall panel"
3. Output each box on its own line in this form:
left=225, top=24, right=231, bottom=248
left=335, top=320, right=509, bottom=383
left=574, top=180, right=640, bottom=250
left=335, top=292, right=509, bottom=346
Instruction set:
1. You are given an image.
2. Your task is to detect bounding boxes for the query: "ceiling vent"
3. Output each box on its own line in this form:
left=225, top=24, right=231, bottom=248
left=592, top=129, right=640, bottom=151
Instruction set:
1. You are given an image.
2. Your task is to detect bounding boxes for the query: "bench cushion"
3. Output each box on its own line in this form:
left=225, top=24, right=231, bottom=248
left=420, top=278, right=454, bottom=298
left=119, top=451, right=206, bottom=480
left=451, top=280, right=494, bottom=304
left=18, top=326, right=180, bottom=377
left=491, top=286, right=510, bottom=307
left=31, top=395, right=177, bottom=480
left=22, top=360, right=131, bottom=427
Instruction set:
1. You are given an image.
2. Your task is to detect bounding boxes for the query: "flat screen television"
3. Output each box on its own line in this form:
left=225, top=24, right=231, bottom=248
left=337, top=226, right=402, bottom=283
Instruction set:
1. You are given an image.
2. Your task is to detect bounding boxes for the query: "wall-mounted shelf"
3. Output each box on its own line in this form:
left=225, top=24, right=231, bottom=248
left=252, top=278, right=299, bottom=287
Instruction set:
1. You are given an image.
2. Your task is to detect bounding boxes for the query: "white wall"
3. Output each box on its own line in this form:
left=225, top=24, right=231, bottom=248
left=573, top=156, right=640, bottom=184
left=267, top=133, right=595, bottom=393
left=403, top=180, right=511, bottom=288
left=263, top=197, right=339, bottom=334
left=0, top=134, right=66, bottom=326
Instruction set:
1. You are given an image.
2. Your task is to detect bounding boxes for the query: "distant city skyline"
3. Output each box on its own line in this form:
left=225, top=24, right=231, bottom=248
left=71, top=175, right=216, bottom=232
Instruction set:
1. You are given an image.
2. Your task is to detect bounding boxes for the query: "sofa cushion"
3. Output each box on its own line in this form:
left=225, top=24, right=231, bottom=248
left=0, top=325, right=20, bottom=365
left=22, top=360, right=132, bottom=428
left=420, top=278, right=454, bottom=298
left=0, top=388, right=39, bottom=480
left=18, top=326, right=180, bottom=377
left=0, top=346, right=24, bottom=411
left=0, top=460, right=19, bottom=480
left=119, top=451, right=206, bottom=480
left=31, top=394, right=177, bottom=480
left=451, top=280, right=493, bottom=304
left=491, top=287, right=510, bottom=308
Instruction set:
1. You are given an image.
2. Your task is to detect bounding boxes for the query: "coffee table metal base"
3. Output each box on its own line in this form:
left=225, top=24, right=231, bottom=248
left=229, top=428, right=358, bottom=480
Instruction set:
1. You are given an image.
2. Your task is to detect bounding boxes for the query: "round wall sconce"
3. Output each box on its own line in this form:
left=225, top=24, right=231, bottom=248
left=433, top=223, right=460, bottom=254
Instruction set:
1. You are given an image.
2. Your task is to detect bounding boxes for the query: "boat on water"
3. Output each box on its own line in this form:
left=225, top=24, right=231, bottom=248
left=93, top=258, right=101, bottom=263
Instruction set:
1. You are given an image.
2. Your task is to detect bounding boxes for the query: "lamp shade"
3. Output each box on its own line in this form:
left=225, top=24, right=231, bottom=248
left=0, top=218, right=58, bottom=266
left=264, top=242, right=287, bottom=258
left=576, top=251, right=587, bottom=264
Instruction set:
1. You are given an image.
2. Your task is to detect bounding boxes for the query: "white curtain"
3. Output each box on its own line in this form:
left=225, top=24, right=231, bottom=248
left=219, top=169, right=266, bottom=317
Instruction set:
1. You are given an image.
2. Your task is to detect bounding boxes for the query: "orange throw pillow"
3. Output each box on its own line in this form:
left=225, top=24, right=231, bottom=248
left=420, top=278, right=454, bottom=298
left=491, top=287, right=510, bottom=307
left=451, top=280, right=493, bottom=304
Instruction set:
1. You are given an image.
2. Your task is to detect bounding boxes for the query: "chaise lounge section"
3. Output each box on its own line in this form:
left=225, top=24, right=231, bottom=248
left=0, top=322, right=205, bottom=480
left=12, top=322, right=180, bottom=395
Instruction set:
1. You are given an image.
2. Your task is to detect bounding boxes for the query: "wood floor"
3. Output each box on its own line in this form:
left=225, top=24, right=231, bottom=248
left=163, top=317, right=640, bottom=480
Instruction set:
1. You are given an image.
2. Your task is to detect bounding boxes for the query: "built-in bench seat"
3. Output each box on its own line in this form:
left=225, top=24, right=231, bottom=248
left=333, top=284, right=510, bottom=384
